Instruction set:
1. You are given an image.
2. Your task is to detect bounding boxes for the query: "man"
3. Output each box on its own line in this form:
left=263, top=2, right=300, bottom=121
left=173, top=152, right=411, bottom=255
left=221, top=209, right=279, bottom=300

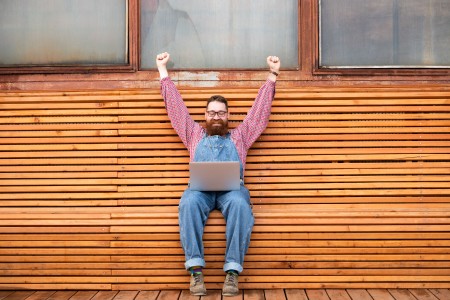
left=156, top=52, right=280, bottom=296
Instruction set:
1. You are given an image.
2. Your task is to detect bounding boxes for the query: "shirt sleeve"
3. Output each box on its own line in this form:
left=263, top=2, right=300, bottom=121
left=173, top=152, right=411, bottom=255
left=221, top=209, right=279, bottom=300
left=160, top=77, right=202, bottom=149
left=233, top=79, right=276, bottom=150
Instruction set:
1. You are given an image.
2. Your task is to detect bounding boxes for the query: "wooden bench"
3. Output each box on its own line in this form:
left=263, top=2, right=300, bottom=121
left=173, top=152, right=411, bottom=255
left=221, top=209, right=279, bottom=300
left=0, top=85, right=450, bottom=290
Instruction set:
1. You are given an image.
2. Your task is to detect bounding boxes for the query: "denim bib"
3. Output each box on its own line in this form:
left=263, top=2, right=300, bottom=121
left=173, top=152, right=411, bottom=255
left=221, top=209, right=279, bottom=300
left=194, top=133, right=243, bottom=179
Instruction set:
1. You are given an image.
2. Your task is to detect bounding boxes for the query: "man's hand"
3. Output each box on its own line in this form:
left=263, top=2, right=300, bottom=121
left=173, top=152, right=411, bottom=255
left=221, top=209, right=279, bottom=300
left=267, top=56, right=281, bottom=82
left=156, top=52, right=170, bottom=79
left=267, top=56, right=280, bottom=73
left=156, top=52, right=170, bottom=68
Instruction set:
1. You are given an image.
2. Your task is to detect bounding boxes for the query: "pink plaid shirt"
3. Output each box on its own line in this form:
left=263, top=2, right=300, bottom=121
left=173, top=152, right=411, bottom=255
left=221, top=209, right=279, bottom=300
left=160, top=77, right=276, bottom=171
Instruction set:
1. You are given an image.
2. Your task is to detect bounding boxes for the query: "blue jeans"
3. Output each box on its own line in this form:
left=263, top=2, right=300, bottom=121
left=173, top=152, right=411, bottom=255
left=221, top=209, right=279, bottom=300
left=178, top=184, right=254, bottom=273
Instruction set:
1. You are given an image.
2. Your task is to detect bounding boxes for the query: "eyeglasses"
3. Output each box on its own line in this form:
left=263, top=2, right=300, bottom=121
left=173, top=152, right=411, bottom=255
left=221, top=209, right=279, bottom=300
left=206, top=110, right=227, bottom=118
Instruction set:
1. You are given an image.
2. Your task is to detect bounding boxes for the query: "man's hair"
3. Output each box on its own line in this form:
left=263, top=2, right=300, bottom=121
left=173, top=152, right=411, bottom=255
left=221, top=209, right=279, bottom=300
left=206, top=95, right=228, bottom=111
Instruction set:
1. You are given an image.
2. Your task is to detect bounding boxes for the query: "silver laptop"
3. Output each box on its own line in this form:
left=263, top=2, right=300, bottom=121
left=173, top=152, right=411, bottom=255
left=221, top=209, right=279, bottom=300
left=189, top=161, right=240, bottom=191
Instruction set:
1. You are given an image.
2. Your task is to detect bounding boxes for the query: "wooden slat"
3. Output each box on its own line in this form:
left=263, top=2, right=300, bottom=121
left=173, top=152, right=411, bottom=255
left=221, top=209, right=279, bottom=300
left=0, top=85, right=449, bottom=290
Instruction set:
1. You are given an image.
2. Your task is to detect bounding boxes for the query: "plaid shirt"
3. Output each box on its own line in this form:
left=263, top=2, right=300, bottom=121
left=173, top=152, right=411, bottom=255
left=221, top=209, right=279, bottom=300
left=160, top=77, right=276, bottom=171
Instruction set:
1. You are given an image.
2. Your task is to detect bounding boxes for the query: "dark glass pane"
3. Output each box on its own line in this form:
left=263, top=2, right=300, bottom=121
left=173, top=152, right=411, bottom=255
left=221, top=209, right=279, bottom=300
left=0, top=0, right=128, bottom=66
left=320, top=0, right=450, bottom=68
left=141, top=0, right=298, bottom=69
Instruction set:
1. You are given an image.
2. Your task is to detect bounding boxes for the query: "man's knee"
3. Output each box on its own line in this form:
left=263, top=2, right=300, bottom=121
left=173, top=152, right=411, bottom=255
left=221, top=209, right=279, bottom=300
left=224, top=190, right=251, bottom=209
left=221, top=194, right=253, bottom=220
left=179, top=190, right=211, bottom=216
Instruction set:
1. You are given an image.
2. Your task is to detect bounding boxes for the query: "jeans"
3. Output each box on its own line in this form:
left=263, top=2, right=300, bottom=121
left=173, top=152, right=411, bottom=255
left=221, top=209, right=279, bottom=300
left=178, top=184, right=254, bottom=273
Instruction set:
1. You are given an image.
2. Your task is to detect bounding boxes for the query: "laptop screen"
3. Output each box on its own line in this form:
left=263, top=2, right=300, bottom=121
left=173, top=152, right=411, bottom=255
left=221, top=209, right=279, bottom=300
left=189, top=161, right=240, bottom=191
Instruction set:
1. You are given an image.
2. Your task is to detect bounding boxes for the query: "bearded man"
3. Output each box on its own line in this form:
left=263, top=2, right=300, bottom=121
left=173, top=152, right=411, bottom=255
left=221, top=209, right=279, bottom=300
left=156, top=52, right=280, bottom=296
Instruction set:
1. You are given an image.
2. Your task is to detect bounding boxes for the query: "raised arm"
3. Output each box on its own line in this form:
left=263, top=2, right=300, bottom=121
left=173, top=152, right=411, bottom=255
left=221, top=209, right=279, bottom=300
left=156, top=52, right=201, bottom=148
left=234, top=56, right=281, bottom=149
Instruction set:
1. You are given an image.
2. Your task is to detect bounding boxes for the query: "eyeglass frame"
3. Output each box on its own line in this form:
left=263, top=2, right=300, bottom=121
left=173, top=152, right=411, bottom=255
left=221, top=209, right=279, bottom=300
left=206, top=110, right=228, bottom=118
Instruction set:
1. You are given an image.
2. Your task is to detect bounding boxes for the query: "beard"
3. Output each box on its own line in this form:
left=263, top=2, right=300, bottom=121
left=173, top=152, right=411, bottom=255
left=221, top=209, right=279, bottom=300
left=206, top=119, right=228, bottom=136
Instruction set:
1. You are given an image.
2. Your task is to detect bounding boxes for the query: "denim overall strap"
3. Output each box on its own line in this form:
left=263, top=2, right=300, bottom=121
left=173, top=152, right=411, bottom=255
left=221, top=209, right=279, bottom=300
left=193, top=133, right=244, bottom=179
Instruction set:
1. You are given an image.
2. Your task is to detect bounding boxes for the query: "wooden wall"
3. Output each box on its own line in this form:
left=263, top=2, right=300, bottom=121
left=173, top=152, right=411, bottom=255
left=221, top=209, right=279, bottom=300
left=0, top=84, right=450, bottom=290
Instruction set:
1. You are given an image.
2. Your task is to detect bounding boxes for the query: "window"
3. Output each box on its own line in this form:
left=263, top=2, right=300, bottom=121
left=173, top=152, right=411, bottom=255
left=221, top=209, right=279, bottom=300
left=0, top=0, right=128, bottom=68
left=319, top=0, right=450, bottom=68
left=140, top=0, right=299, bottom=69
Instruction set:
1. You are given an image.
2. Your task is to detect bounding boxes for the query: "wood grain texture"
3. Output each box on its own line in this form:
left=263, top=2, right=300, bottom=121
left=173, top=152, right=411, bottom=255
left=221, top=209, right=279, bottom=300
left=0, top=85, right=449, bottom=290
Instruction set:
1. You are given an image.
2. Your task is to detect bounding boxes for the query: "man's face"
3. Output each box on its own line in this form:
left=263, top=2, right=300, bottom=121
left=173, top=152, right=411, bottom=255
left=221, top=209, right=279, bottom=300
left=205, top=101, right=229, bottom=136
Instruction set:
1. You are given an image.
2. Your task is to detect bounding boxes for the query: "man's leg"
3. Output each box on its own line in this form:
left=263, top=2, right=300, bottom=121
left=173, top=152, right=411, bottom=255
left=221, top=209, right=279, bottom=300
left=179, top=189, right=215, bottom=296
left=217, top=185, right=254, bottom=296
left=178, top=189, right=214, bottom=270
left=217, top=185, right=254, bottom=273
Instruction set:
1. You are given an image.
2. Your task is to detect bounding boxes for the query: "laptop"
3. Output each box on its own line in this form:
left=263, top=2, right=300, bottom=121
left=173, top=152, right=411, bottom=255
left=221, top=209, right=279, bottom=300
left=189, top=161, right=240, bottom=191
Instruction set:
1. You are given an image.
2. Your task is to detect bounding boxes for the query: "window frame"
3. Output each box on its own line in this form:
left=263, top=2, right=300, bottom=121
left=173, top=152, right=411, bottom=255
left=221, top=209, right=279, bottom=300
left=312, top=0, right=450, bottom=77
left=137, top=0, right=302, bottom=72
left=1, top=0, right=449, bottom=80
left=0, top=0, right=138, bottom=75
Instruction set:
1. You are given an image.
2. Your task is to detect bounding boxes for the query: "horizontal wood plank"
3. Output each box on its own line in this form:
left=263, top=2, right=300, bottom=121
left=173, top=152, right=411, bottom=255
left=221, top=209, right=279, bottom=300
left=0, top=85, right=449, bottom=290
